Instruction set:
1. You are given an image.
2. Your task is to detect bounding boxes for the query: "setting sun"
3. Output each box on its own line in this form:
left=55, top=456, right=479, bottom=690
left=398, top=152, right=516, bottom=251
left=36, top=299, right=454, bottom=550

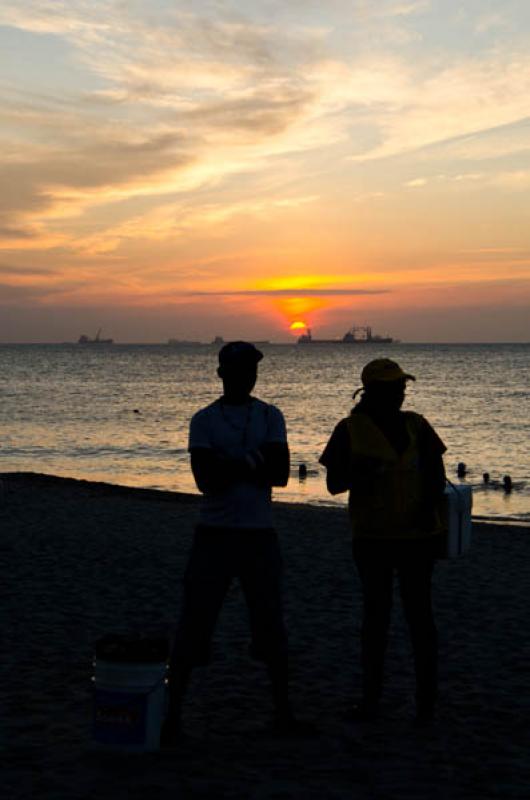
left=289, top=321, right=307, bottom=331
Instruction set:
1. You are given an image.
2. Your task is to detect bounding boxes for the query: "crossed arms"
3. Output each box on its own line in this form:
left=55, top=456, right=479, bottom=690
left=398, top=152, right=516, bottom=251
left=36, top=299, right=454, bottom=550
left=191, top=442, right=290, bottom=494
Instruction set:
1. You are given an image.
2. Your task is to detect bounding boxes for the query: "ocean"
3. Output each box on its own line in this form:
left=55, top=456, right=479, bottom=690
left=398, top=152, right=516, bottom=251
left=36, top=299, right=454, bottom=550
left=1, top=342, right=528, bottom=523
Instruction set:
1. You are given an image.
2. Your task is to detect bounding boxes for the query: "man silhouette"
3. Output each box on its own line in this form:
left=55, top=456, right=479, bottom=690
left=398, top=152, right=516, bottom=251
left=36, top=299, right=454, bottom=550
left=163, top=341, right=309, bottom=743
left=320, top=358, right=446, bottom=726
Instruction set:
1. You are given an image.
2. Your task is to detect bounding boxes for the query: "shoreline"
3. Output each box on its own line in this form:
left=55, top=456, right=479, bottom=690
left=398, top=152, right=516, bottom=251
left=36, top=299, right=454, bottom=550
left=2, top=470, right=528, bottom=531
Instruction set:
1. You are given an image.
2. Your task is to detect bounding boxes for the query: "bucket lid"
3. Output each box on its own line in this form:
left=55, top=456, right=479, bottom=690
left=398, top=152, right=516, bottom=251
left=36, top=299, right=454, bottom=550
left=95, top=634, right=169, bottom=663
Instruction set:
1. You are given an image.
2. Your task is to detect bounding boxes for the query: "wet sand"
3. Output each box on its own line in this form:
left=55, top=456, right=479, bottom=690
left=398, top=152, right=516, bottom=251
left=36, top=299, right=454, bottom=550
left=1, top=472, right=529, bottom=799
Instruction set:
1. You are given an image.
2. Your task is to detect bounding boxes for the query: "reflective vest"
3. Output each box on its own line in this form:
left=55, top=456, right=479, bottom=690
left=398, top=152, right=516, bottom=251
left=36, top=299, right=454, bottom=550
left=346, top=411, right=440, bottom=539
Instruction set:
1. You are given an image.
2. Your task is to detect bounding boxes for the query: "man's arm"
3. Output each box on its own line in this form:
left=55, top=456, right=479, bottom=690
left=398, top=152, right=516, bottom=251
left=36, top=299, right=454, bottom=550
left=190, top=442, right=289, bottom=493
left=189, top=409, right=246, bottom=493
left=255, top=441, right=290, bottom=487
left=190, top=447, right=244, bottom=494
left=253, top=404, right=289, bottom=487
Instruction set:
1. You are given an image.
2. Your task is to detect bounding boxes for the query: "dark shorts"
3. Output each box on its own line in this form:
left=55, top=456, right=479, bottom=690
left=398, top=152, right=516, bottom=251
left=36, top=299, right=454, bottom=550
left=174, top=525, right=287, bottom=667
left=352, top=535, right=439, bottom=564
left=351, top=536, right=438, bottom=609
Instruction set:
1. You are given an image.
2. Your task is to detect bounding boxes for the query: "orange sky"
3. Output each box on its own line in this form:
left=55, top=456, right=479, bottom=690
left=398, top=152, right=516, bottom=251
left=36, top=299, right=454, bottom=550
left=1, top=1, right=529, bottom=342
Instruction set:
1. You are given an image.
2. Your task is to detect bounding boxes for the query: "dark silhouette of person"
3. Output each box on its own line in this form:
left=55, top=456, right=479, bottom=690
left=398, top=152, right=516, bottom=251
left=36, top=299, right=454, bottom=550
left=162, top=341, right=311, bottom=743
left=319, top=358, right=446, bottom=726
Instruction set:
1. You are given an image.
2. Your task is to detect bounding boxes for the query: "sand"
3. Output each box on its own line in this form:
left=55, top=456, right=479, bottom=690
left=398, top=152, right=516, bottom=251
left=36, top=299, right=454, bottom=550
left=1, top=472, right=529, bottom=799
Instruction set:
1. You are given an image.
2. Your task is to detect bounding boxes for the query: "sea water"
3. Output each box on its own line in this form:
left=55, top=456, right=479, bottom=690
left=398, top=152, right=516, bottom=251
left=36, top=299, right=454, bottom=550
left=1, top=343, right=528, bottom=523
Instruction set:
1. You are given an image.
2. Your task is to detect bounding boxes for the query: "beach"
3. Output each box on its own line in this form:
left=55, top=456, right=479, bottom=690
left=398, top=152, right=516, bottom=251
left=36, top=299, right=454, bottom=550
left=1, top=472, right=529, bottom=800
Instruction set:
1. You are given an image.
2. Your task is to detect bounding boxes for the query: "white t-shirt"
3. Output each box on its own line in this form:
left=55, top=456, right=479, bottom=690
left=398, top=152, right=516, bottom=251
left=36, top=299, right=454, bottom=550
left=188, top=397, right=287, bottom=529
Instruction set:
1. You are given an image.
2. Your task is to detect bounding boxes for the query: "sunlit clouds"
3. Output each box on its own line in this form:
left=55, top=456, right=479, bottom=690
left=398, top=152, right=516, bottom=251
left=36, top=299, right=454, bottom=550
left=0, top=0, right=529, bottom=341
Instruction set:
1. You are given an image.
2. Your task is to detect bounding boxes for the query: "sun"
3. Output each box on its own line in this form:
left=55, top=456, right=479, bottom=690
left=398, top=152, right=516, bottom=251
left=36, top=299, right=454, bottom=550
left=289, top=321, right=307, bottom=332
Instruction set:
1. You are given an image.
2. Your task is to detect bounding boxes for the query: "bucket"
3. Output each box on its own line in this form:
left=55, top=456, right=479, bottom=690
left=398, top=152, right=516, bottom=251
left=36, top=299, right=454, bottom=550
left=92, top=635, right=169, bottom=752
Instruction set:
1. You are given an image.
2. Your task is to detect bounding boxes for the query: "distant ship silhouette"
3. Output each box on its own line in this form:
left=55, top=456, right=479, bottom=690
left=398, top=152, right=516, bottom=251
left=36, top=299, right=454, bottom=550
left=298, top=325, right=395, bottom=344
left=211, top=336, right=271, bottom=345
left=78, top=328, right=114, bottom=344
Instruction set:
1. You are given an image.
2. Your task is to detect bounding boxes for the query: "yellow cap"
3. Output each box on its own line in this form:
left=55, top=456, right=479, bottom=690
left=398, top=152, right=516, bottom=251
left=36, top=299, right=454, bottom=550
left=361, top=358, right=416, bottom=386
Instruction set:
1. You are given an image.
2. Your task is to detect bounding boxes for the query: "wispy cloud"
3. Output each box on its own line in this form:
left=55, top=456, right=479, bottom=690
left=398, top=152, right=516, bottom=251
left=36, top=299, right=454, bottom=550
left=184, top=288, right=389, bottom=297
left=474, top=12, right=509, bottom=35
left=344, top=54, right=530, bottom=162
left=0, top=263, right=56, bottom=275
left=366, top=0, right=430, bottom=18
left=0, top=280, right=78, bottom=302
left=492, top=169, right=530, bottom=190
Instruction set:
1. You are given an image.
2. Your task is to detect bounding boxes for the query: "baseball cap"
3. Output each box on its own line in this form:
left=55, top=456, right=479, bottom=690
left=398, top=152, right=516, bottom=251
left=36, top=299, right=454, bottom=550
left=218, top=341, right=263, bottom=367
left=361, top=358, right=415, bottom=387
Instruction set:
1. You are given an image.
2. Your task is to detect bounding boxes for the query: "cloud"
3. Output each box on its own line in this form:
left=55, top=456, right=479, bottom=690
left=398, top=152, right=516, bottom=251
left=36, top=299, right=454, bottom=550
left=183, top=288, right=389, bottom=297
left=70, top=193, right=320, bottom=255
left=0, top=5, right=324, bottom=244
left=404, top=173, right=484, bottom=188
left=474, top=12, right=509, bottom=35
left=352, top=0, right=429, bottom=21
left=182, top=88, right=314, bottom=137
left=2, top=3, right=527, bottom=162
left=3, top=2, right=526, bottom=227
left=491, top=169, right=530, bottom=190
left=0, top=281, right=66, bottom=301
left=0, top=132, right=190, bottom=195
left=401, top=167, right=530, bottom=194
left=0, top=226, right=37, bottom=240
left=343, top=52, right=530, bottom=162
left=377, top=1, right=430, bottom=17
left=460, top=247, right=529, bottom=256
left=0, top=2, right=107, bottom=37
left=0, top=130, right=198, bottom=245
left=432, top=121, right=530, bottom=162
left=0, top=263, right=56, bottom=275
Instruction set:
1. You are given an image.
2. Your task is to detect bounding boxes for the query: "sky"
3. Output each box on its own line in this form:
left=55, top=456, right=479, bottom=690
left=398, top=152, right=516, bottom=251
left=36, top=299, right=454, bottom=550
left=1, top=0, right=529, bottom=343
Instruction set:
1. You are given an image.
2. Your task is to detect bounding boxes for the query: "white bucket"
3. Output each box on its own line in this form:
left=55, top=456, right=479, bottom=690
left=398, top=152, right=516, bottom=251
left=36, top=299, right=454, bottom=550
left=93, top=653, right=168, bottom=752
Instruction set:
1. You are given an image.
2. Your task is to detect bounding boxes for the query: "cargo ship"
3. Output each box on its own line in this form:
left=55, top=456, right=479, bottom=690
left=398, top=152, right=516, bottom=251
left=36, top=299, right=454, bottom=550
left=298, top=325, right=394, bottom=344
left=78, top=328, right=113, bottom=344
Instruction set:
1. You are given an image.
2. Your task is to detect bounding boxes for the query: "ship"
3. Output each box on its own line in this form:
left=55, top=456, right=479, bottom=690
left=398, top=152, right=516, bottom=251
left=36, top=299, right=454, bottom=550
left=298, top=325, right=394, bottom=344
left=211, top=336, right=271, bottom=346
left=78, top=328, right=114, bottom=344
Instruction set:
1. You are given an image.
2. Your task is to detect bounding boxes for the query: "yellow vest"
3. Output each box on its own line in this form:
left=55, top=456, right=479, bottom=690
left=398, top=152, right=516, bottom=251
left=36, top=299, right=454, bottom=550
left=346, top=411, right=440, bottom=539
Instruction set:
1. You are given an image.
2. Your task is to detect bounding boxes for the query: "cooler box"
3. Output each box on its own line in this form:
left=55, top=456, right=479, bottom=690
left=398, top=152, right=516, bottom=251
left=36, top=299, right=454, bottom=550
left=437, top=483, right=473, bottom=558
left=92, top=635, right=169, bottom=752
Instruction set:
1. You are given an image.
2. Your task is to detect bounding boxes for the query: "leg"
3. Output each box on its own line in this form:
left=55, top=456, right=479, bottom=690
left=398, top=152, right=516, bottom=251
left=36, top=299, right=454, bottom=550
left=397, top=540, right=438, bottom=721
left=166, top=529, right=232, bottom=728
left=353, top=539, right=394, bottom=711
left=237, top=530, right=291, bottom=720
